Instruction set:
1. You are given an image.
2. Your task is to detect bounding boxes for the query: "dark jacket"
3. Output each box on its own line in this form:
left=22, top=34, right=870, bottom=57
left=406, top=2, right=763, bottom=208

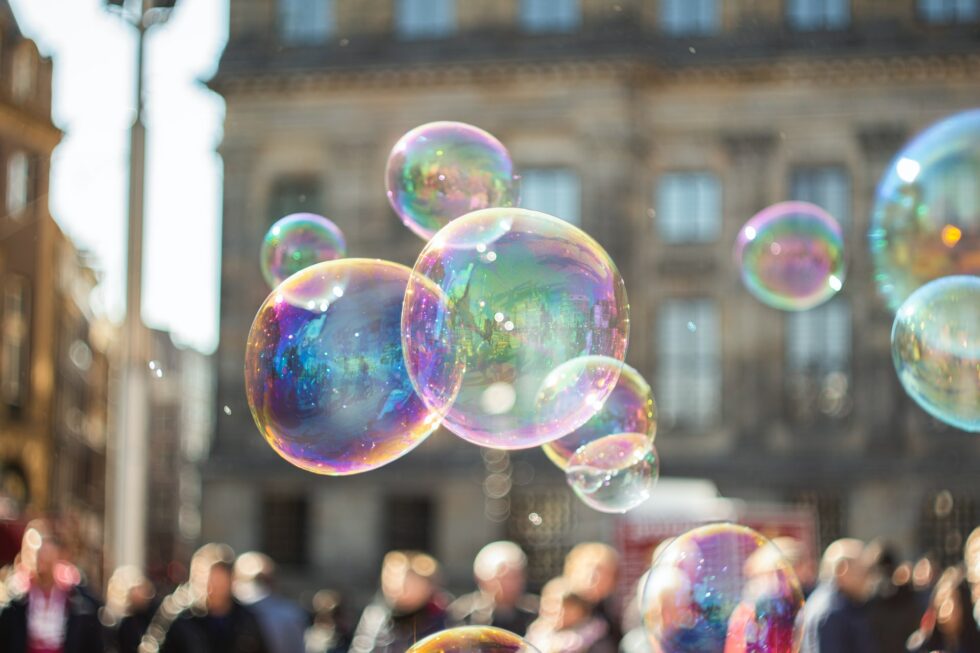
left=448, top=591, right=538, bottom=636
left=800, top=582, right=877, bottom=653
left=0, top=584, right=105, bottom=653
left=866, top=582, right=923, bottom=653
left=185, top=601, right=270, bottom=653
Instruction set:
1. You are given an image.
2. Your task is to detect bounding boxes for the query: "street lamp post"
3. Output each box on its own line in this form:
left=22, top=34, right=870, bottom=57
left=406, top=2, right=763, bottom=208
left=104, top=0, right=177, bottom=571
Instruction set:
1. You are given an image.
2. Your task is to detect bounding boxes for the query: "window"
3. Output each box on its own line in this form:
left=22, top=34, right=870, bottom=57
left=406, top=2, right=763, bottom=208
left=919, top=0, right=979, bottom=23
left=384, top=496, right=433, bottom=553
left=790, top=165, right=850, bottom=228
left=521, top=0, right=581, bottom=33
left=6, top=152, right=29, bottom=217
left=279, top=0, right=333, bottom=44
left=785, top=298, right=851, bottom=420
left=2, top=276, right=29, bottom=411
left=655, top=171, right=721, bottom=243
left=261, top=494, right=309, bottom=565
left=520, top=168, right=581, bottom=226
left=268, top=176, right=322, bottom=223
left=656, top=299, right=721, bottom=428
left=919, top=491, right=979, bottom=568
left=660, top=0, right=720, bottom=36
left=396, top=0, right=455, bottom=39
left=787, top=0, right=849, bottom=30
left=11, top=48, right=34, bottom=102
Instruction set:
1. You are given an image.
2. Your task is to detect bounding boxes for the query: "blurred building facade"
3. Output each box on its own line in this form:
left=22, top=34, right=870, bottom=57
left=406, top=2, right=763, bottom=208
left=207, top=0, right=980, bottom=600
left=0, top=0, right=115, bottom=585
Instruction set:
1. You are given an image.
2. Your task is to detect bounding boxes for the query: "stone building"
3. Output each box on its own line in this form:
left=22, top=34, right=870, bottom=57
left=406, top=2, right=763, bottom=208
left=0, top=0, right=114, bottom=585
left=206, top=0, right=980, bottom=601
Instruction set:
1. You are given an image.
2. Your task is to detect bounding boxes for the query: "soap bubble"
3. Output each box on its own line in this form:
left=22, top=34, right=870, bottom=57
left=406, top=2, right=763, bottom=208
left=566, top=434, right=658, bottom=514
left=642, top=523, right=804, bottom=653
left=734, top=201, right=845, bottom=311
left=406, top=626, right=539, bottom=653
left=244, top=259, right=457, bottom=475
left=402, top=208, right=630, bottom=449
left=260, top=213, right=347, bottom=289
left=870, top=110, right=980, bottom=310
left=891, top=275, right=980, bottom=432
left=542, top=358, right=656, bottom=470
left=386, top=121, right=520, bottom=240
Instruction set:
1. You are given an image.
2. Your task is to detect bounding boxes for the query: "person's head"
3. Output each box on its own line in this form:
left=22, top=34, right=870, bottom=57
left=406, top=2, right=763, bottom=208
left=563, top=542, right=619, bottom=604
left=189, top=542, right=235, bottom=606
left=207, top=560, right=235, bottom=615
left=864, top=539, right=901, bottom=596
left=966, top=527, right=980, bottom=587
left=381, top=551, right=440, bottom=614
left=312, top=589, right=341, bottom=626
left=819, top=538, right=869, bottom=601
left=234, top=551, right=275, bottom=601
left=771, top=536, right=815, bottom=590
left=473, top=541, right=527, bottom=607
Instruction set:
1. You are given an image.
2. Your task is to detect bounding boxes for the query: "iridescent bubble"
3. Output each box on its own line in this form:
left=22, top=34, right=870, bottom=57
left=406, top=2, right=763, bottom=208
left=870, top=110, right=980, bottom=310
left=244, top=259, right=458, bottom=475
left=541, top=358, right=656, bottom=470
left=260, top=213, right=347, bottom=289
left=386, top=121, right=520, bottom=240
left=642, top=523, right=804, bottom=653
left=566, top=434, right=658, bottom=514
left=406, top=626, right=540, bottom=653
left=891, top=275, right=980, bottom=432
left=402, top=208, right=630, bottom=449
left=734, top=201, right=845, bottom=311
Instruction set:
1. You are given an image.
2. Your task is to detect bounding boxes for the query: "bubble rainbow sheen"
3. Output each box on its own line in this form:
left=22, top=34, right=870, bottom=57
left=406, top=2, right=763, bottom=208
left=386, top=121, right=520, bottom=240
left=566, top=434, right=658, bottom=514
left=870, top=110, right=980, bottom=311
left=734, top=201, right=845, bottom=311
left=542, top=359, right=656, bottom=470
left=402, top=208, right=630, bottom=450
left=406, top=626, right=541, bottom=653
left=244, top=259, right=457, bottom=475
left=642, top=524, right=804, bottom=653
left=260, top=213, right=347, bottom=289
left=891, top=275, right=980, bottom=432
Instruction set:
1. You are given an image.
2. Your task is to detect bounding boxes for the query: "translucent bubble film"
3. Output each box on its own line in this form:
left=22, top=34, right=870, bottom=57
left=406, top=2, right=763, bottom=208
left=566, top=434, right=658, bottom=514
left=402, top=207, right=630, bottom=450
left=891, top=275, right=980, bottom=432
left=260, top=212, right=347, bottom=289
left=406, top=626, right=541, bottom=653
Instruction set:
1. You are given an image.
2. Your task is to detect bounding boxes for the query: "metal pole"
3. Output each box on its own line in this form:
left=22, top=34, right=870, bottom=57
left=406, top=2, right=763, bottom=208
left=110, top=0, right=149, bottom=571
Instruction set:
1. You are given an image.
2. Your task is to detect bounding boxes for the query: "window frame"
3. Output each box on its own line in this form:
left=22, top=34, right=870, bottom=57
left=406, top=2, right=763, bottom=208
left=396, top=0, right=456, bottom=39
left=786, top=0, right=851, bottom=31
left=659, top=0, right=721, bottom=36
left=520, top=0, right=582, bottom=33
left=6, top=151, right=30, bottom=217
left=918, top=0, right=979, bottom=24
left=788, top=163, right=851, bottom=230
left=654, top=170, right=722, bottom=244
left=656, top=297, right=722, bottom=429
left=518, top=167, right=582, bottom=226
left=278, top=0, right=334, bottom=45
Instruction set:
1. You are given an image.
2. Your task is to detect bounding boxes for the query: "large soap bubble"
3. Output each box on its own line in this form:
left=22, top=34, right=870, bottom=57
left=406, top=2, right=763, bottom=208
left=386, top=121, right=520, bottom=240
left=260, top=213, right=347, bottom=289
left=870, top=110, right=980, bottom=311
left=541, top=358, right=656, bottom=470
left=891, top=275, right=980, bottom=432
left=566, top=434, right=658, bottom=513
left=245, top=259, right=459, bottom=475
left=642, top=523, right=804, bottom=653
left=734, top=201, right=845, bottom=311
left=402, top=208, right=630, bottom=449
left=406, top=626, right=540, bottom=653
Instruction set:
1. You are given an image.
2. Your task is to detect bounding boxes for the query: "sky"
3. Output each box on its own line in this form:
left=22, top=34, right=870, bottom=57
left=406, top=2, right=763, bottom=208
left=9, top=0, right=227, bottom=354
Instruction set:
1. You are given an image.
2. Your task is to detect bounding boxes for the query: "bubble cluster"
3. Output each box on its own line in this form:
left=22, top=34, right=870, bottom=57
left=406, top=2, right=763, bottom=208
left=244, top=259, right=456, bottom=475
left=406, top=626, right=540, bottom=653
left=566, top=434, right=658, bottom=514
left=870, top=110, right=980, bottom=310
left=402, top=208, right=630, bottom=449
left=642, top=523, right=804, bottom=653
left=542, top=359, right=656, bottom=470
left=386, top=121, right=520, bottom=240
left=734, top=201, right=845, bottom=311
left=260, top=213, right=347, bottom=289
left=891, top=275, right=980, bottom=432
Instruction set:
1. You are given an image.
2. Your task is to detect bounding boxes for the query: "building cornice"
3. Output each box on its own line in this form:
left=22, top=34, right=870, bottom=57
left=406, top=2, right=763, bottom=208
left=0, top=101, right=61, bottom=151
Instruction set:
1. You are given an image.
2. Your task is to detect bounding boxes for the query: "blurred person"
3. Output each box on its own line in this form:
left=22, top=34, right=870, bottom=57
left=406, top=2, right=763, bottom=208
left=187, top=557, right=269, bottom=653
left=800, top=538, right=877, bottom=653
left=0, top=520, right=104, bottom=652
left=104, top=565, right=157, bottom=653
left=349, top=551, right=448, bottom=653
left=906, top=566, right=980, bottom=653
left=863, top=541, right=922, bottom=653
left=618, top=571, right=652, bottom=653
left=724, top=540, right=802, bottom=653
left=449, top=541, right=538, bottom=635
left=305, top=590, right=348, bottom=653
left=771, top=536, right=817, bottom=597
left=965, top=527, right=980, bottom=626
left=235, top=551, right=308, bottom=653
left=526, top=577, right=616, bottom=653
left=563, top=543, right=621, bottom=643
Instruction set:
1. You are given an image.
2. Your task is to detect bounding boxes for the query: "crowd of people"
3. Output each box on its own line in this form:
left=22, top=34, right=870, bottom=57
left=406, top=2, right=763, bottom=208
left=2, top=518, right=980, bottom=652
